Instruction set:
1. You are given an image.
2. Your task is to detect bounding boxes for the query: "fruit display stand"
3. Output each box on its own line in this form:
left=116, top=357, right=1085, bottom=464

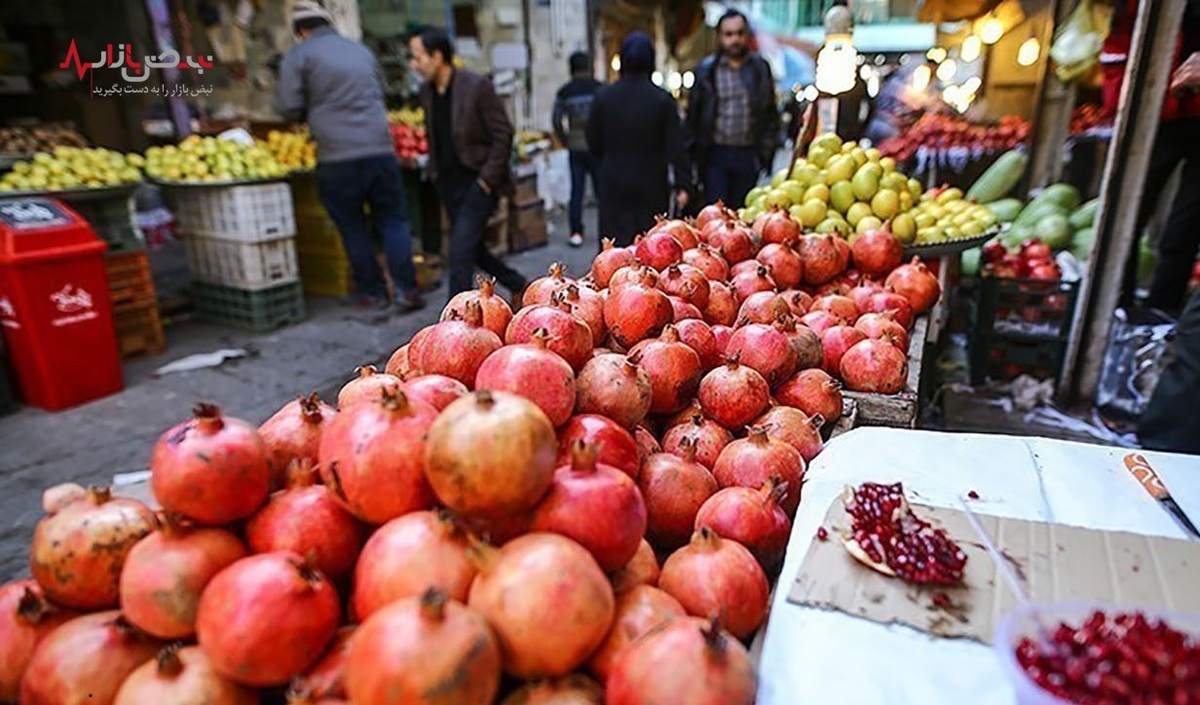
left=841, top=314, right=929, bottom=429
left=755, top=427, right=1200, bottom=705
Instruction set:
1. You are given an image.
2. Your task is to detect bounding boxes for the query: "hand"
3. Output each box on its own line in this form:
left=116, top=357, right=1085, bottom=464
left=675, top=190, right=689, bottom=209
left=476, top=178, right=493, bottom=196
left=1170, top=53, right=1200, bottom=92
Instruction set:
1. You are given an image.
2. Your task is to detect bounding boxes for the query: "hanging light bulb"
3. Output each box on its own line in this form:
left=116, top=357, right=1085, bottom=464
left=611, top=55, right=621, bottom=72
left=1017, top=36, right=1041, bottom=66
left=977, top=16, right=1004, bottom=45
left=912, top=64, right=932, bottom=92
left=682, top=71, right=695, bottom=89
left=651, top=71, right=663, bottom=86
left=960, top=35, right=982, bottom=62
left=667, top=71, right=682, bottom=90
left=936, top=59, right=958, bottom=82
left=802, top=85, right=820, bottom=102
left=815, top=3, right=857, bottom=96
left=962, top=76, right=982, bottom=95
left=926, top=46, right=947, bottom=63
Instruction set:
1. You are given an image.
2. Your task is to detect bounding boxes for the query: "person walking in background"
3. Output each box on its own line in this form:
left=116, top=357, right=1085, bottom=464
left=273, top=0, right=424, bottom=312
left=685, top=8, right=780, bottom=209
left=587, top=32, right=690, bottom=247
left=409, top=26, right=528, bottom=302
left=552, top=52, right=602, bottom=248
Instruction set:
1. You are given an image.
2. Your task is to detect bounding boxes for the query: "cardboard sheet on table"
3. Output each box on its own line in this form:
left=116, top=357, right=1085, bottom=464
left=788, top=497, right=1200, bottom=643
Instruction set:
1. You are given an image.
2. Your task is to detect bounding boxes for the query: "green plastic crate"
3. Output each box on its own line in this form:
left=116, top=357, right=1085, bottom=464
left=191, top=281, right=306, bottom=332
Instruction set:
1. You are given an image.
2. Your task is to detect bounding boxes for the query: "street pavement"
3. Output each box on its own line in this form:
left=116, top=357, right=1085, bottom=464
left=0, top=206, right=598, bottom=581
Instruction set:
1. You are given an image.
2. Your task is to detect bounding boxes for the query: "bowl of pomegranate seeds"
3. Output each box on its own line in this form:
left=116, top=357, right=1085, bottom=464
left=994, top=602, right=1200, bottom=704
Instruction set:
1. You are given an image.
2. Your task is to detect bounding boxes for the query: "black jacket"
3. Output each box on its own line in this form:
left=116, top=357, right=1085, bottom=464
left=552, top=76, right=602, bottom=152
left=685, top=53, right=780, bottom=172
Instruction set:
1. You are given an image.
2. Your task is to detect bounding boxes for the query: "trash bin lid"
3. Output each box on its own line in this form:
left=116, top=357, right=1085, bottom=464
left=0, top=197, right=106, bottom=264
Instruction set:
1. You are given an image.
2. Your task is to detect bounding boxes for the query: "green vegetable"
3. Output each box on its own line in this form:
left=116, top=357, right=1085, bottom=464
left=1002, top=224, right=1033, bottom=248
left=961, top=247, right=981, bottom=277
left=985, top=198, right=1024, bottom=223
left=1031, top=183, right=1082, bottom=212
left=1070, top=226, right=1095, bottom=261
left=1137, top=234, right=1157, bottom=285
left=1035, top=213, right=1072, bottom=249
left=966, top=150, right=1029, bottom=204
left=1014, top=201, right=1067, bottom=229
left=1069, top=198, right=1099, bottom=229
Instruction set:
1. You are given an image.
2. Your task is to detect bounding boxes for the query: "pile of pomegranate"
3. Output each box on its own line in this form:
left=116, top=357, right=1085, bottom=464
left=2, top=208, right=941, bottom=704
left=878, top=113, right=1030, bottom=162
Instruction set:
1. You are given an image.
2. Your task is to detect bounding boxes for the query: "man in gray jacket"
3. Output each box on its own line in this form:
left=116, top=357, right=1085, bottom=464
left=552, top=52, right=601, bottom=248
left=273, top=0, right=423, bottom=311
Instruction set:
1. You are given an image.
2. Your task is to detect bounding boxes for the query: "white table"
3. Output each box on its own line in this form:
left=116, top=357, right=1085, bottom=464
left=756, top=428, right=1200, bottom=705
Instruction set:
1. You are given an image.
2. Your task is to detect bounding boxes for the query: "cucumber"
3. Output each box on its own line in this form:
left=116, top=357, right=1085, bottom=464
left=1030, top=183, right=1082, bottom=211
left=986, top=198, right=1024, bottom=223
left=1035, top=213, right=1072, bottom=249
left=1069, top=198, right=1099, bottom=229
left=966, top=150, right=1028, bottom=204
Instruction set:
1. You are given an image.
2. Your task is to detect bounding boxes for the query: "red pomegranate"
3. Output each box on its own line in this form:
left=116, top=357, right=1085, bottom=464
left=245, top=462, right=364, bottom=580
left=659, top=264, right=710, bottom=308
left=628, top=325, right=703, bottom=415
left=737, top=291, right=789, bottom=325
left=20, top=611, right=160, bottom=705
left=712, top=427, right=804, bottom=515
left=444, top=275, right=515, bottom=338
left=695, top=478, right=790, bottom=570
left=592, top=238, right=635, bottom=288
left=337, top=365, right=402, bottom=409
left=820, top=325, right=868, bottom=376
left=840, top=338, right=908, bottom=394
left=289, top=625, right=354, bottom=702
left=318, top=388, right=439, bottom=525
left=799, top=234, right=845, bottom=285
left=425, top=390, right=557, bottom=517
left=561, top=283, right=607, bottom=346
left=695, top=201, right=730, bottom=231
left=698, top=357, right=771, bottom=430
left=196, top=552, right=340, bottom=687
left=726, top=322, right=798, bottom=388
left=756, top=405, right=824, bottom=464
left=669, top=295, right=704, bottom=322
left=662, top=414, right=734, bottom=470
left=573, top=353, right=652, bottom=428
left=728, top=259, right=760, bottom=281
left=114, top=644, right=258, bottom=705
left=30, top=486, right=154, bottom=610
left=633, top=425, right=661, bottom=463
left=410, top=301, right=503, bottom=386
left=756, top=242, right=803, bottom=289
left=635, top=230, right=684, bottom=271
left=556, top=414, right=640, bottom=479
left=603, top=272, right=674, bottom=349
left=402, top=373, right=469, bottom=412
left=729, top=265, right=776, bottom=304
left=758, top=207, right=801, bottom=245
left=711, top=324, right=735, bottom=357
left=885, top=257, right=941, bottom=314
left=476, top=329, right=576, bottom=427
left=703, top=281, right=738, bottom=326
left=775, top=312, right=824, bottom=370
left=856, top=311, right=910, bottom=350
left=673, top=318, right=720, bottom=370
left=848, top=278, right=885, bottom=312
left=608, top=263, right=658, bottom=292
left=799, top=309, right=845, bottom=336
left=506, top=295, right=593, bottom=372
left=811, top=294, right=859, bottom=322
left=467, top=533, right=615, bottom=678
left=605, top=616, right=757, bottom=705
left=638, top=441, right=719, bottom=550
left=385, top=343, right=412, bottom=378
left=353, top=510, right=475, bottom=620
left=658, top=528, right=769, bottom=640
left=0, top=581, right=76, bottom=701
left=682, top=243, right=729, bottom=281
left=523, top=262, right=574, bottom=307
left=706, top=219, right=754, bottom=263
left=41, top=482, right=86, bottom=514
left=119, top=514, right=247, bottom=640
left=346, top=588, right=501, bottom=705
left=777, top=369, right=843, bottom=424
left=151, top=404, right=270, bottom=526
left=864, top=290, right=915, bottom=329
left=610, top=539, right=660, bottom=593
left=851, top=226, right=903, bottom=277
left=530, top=442, right=647, bottom=572
left=258, top=392, right=336, bottom=489
left=779, top=289, right=814, bottom=317
left=587, top=585, right=686, bottom=683
left=500, top=674, right=604, bottom=704
left=652, top=218, right=701, bottom=249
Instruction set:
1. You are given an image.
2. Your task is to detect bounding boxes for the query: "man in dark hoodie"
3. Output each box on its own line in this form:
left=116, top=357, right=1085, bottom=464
left=552, top=52, right=602, bottom=248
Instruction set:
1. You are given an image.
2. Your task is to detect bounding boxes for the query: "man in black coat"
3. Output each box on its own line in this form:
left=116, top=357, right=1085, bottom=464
left=587, top=32, right=690, bottom=247
left=685, top=9, right=780, bottom=209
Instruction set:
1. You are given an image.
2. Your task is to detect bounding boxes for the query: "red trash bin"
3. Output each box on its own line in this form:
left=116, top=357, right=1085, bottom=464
left=0, top=197, right=123, bottom=410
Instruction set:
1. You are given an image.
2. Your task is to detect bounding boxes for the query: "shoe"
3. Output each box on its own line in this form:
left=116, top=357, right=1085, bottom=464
left=395, top=290, right=427, bottom=313
left=339, top=293, right=390, bottom=311
left=569, top=233, right=584, bottom=248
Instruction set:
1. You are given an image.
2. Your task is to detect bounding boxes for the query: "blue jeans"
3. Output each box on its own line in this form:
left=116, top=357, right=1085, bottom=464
left=437, top=175, right=527, bottom=300
left=703, top=145, right=759, bottom=208
left=568, top=150, right=598, bottom=236
left=315, top=154, right=417, bottom=299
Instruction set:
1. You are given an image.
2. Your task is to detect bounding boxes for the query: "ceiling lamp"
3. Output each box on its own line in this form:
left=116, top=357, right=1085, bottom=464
left=815, top=3, right=857, bottom=96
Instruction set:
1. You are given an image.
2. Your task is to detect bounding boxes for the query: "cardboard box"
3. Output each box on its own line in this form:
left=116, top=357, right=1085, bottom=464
left=509, top=200, right=548, bottom=253
left=513, top=173, right=539, bottom=206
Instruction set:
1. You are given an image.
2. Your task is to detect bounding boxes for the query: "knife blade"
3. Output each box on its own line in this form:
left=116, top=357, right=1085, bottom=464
left=1124, top=452, right=1200, bottom=540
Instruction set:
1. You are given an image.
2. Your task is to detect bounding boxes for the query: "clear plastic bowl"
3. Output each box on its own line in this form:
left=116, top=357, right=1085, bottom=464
left=993, top=601, right=1200, bottom=705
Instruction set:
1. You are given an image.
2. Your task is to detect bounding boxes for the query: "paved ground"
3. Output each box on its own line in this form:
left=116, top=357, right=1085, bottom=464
left=0, top=205, right=597, bottom=581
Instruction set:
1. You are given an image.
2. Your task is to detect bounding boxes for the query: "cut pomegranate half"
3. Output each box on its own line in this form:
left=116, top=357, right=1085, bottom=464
left=840, top=481, right=967, bottom=585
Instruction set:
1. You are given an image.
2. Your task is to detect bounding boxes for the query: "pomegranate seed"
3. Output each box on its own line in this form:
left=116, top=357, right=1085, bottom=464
left=816, top=526, right=828, bottom=541
left=967, top=490, right=980, bottom=499
left=841, top=482, right=967, bottom=585
left=931, top=592, right=951, bottom=609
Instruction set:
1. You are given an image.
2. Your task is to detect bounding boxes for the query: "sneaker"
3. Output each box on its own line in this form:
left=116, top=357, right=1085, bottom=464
left=395, top=290, right=427, bottom=313
left=569, top=233, right=584, bottom=248
left=339, top=293, right=390, bottom=311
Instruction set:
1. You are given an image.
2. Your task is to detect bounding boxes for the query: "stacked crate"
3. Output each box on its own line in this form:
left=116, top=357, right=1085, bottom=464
left=969, top=275, right=1081, bottom=384
left=291, top=174, right=353, bottom=297
left=104, top=250, right=165, bottom=357
left=172, top=183, right=305, bottom=331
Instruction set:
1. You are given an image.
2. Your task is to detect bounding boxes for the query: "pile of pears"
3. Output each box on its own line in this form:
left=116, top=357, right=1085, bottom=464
left=0, top=148, right=143, bottom=193
left=144, top=135, right=289, bottom=184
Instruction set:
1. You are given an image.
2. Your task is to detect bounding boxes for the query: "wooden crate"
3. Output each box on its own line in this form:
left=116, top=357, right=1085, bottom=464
left=104, top=250, right=157, bottom=313
left=113, top=303, right=165, bottom=358
left=841, top=315, right=928, bottom=429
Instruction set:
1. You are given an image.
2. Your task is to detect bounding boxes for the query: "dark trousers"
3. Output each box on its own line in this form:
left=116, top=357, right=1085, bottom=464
left=568, top=150, right=598, bottom=236
left=1139, top=289, right=1200, bottom=455
left=437, top=174, right=527, bottom=299
left=315, top=154, right=417, bottom=299
left=703, top=145, right=759, bottom=208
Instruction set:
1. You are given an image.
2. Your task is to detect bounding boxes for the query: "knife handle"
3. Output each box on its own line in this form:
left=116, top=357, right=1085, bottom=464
left=1125, top=452, right=1169, bottom=500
